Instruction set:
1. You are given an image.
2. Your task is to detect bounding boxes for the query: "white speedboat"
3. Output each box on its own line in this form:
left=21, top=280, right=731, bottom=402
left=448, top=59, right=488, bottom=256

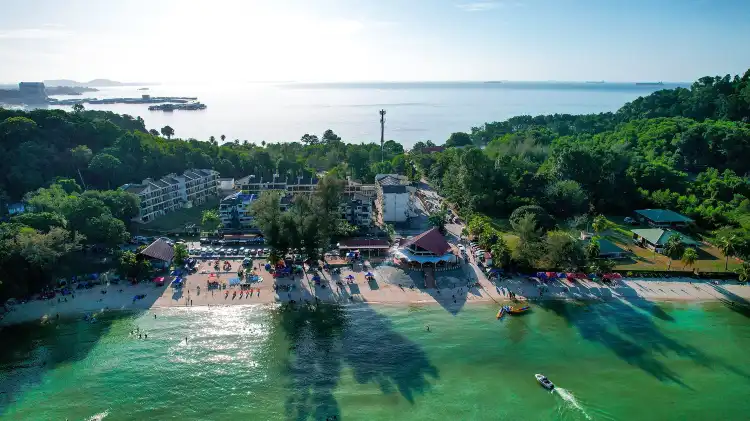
left=535, top=373, right=554, bottom=390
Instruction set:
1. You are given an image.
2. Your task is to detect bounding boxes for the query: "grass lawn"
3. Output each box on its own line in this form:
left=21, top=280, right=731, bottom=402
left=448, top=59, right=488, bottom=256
left=135, top=198, right=220, bottom=234
left=600, top=215, right=742, bottom=273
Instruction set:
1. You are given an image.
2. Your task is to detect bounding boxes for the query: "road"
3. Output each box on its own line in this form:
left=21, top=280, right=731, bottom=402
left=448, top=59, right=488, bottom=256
left=415, top=179, right=466, bottom=241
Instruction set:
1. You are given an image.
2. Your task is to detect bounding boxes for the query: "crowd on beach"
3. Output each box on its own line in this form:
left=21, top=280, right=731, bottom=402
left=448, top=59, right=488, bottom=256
left=4, top=245, right=750, bottom=326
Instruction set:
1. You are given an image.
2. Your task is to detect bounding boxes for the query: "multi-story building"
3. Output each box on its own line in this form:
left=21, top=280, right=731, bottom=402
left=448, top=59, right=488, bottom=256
left=236, top=174, right=377, bottom=198
left=121, top=169, right=219, bottom=223
left=340, top=195, right=373, bottom=227
left=375, top=174, right=415, bottom=224
left=218, top=192, right=257, bottom=230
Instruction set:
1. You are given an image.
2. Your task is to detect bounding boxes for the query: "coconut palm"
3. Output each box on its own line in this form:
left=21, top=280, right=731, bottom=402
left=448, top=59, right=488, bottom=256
left=736, top=263, right=750, bottom=283
left=220, top=134, right=226, bottom=143
left=585, top=238, right=600, bottom=261
left=718, top=235, right=738, bottom=271
left=663, top=235, right=685, bottom=271
left=591, top=215, right=610, bottom=235
left=681, top=247, right=698, bottom=271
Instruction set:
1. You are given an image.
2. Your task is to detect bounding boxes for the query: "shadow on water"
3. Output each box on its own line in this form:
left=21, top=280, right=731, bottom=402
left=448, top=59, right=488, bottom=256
left=538, top=298, right=750, bottom=389
left=274, top=302, right=439, bottom=421
left=0, top=312, right=141, bottom=415
left=617, top=282, right=676, bottom=322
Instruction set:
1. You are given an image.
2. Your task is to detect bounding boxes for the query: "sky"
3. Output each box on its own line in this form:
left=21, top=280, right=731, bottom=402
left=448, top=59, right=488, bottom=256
left=1, top=0, right=749, bottom=84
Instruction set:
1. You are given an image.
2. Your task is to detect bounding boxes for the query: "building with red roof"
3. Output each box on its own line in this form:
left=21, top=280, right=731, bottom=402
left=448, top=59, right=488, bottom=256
left=394, top=227, right=457, bottom=268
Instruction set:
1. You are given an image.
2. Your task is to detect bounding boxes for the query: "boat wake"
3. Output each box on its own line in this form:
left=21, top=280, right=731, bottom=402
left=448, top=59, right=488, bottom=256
left=86, top=410, right=109, bottom=421
left=554, top=388, right=591, bottom=420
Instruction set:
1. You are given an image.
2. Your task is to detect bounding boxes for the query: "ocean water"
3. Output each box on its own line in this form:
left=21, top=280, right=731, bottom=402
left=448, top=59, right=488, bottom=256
left=2, top=300, right=750, bottom=420
left=43, top=82, right=685, bottom=147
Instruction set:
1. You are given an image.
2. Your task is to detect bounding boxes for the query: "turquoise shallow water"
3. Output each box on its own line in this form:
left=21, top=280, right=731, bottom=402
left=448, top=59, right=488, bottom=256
left=2, top=299, right=750, bottom=420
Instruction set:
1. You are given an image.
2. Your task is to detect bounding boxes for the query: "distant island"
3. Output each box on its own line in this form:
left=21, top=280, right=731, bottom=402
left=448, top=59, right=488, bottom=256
left=43, top=79, right=158, bottom=88
left=635, top=82, right=664, bottom=86
left=0, top=81, right=164, bottom=105
left=45, top=86, right=99, bottom=96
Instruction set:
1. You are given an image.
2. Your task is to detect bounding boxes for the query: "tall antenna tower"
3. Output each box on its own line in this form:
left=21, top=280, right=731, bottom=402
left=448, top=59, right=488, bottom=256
left=379, top=109, right=386, bottom=163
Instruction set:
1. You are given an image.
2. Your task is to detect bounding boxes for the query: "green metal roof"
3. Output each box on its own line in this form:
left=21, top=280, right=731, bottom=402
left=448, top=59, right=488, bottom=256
left=631, top=228, right=699, bottom=247
left=635, top=209, right=693, bottom=223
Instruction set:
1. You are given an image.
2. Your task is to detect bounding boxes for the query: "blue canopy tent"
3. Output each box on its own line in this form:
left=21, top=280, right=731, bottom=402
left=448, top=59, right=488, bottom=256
left=228, top=277, right=241, bottom=286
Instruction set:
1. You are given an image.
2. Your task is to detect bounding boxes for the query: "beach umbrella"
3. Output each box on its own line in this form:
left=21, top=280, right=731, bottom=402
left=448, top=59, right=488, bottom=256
left=366, top=272, right=374, bottom=277
left=346, top=274, right=354, bottom=280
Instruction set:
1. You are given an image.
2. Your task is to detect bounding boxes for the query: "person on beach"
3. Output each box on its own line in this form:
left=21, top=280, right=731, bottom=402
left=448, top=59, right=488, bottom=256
left=185, top=337, right=188, bottom=344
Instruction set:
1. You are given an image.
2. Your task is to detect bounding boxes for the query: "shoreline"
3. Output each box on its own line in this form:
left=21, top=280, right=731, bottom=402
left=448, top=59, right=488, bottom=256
left=3, top=270, right=749, bottom=327
left=1, top=293, right=743, bottom=329
left=3, top=259, right=749, bottom=327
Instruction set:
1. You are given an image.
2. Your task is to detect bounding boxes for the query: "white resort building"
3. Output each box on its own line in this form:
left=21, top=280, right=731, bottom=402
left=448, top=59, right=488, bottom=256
left=121, top=169, right=219, bottom=223
left=375, top=174, right=416, bottom=224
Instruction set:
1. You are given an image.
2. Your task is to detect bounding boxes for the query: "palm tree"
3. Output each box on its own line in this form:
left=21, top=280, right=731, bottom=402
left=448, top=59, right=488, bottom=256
left=591, top=215, right=610, bottom=235
left=585, top=238, right=601, bottom=261
left=736, top=263, right=750, bottom=283
left=663, top=235, right=685, bottom=271
left=209, top=135, right=215, bottom=143
left=220, top=134, right=226, bottom=143
left=681, top=248, right=698, bottom=271
left=718, top=235, right=738, bottom=271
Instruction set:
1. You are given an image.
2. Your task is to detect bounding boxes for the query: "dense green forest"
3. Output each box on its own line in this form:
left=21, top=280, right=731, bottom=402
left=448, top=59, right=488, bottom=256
left=415, top=69, right=750, bottom=261
left=0, top=108, right=407, bottom=203
left=1, top=68, right=750, bottom=300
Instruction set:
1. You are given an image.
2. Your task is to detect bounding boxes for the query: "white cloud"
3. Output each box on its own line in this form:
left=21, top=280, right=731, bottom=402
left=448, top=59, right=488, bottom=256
left=0, top=28, right=72, bottom=40
left=456, top=1, right=502, bottom=12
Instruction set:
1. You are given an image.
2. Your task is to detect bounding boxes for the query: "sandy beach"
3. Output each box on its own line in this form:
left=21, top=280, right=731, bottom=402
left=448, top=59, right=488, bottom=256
left=2, top=258, right=750, bottom=326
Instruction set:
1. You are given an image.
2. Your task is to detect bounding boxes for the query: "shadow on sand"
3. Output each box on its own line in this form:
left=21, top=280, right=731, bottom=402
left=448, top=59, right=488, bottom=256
left=413, top=265, right=480, bottom=316
left=711, top=284, right=750, bottom=319
left=274, top=302, right=439, bottom=421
